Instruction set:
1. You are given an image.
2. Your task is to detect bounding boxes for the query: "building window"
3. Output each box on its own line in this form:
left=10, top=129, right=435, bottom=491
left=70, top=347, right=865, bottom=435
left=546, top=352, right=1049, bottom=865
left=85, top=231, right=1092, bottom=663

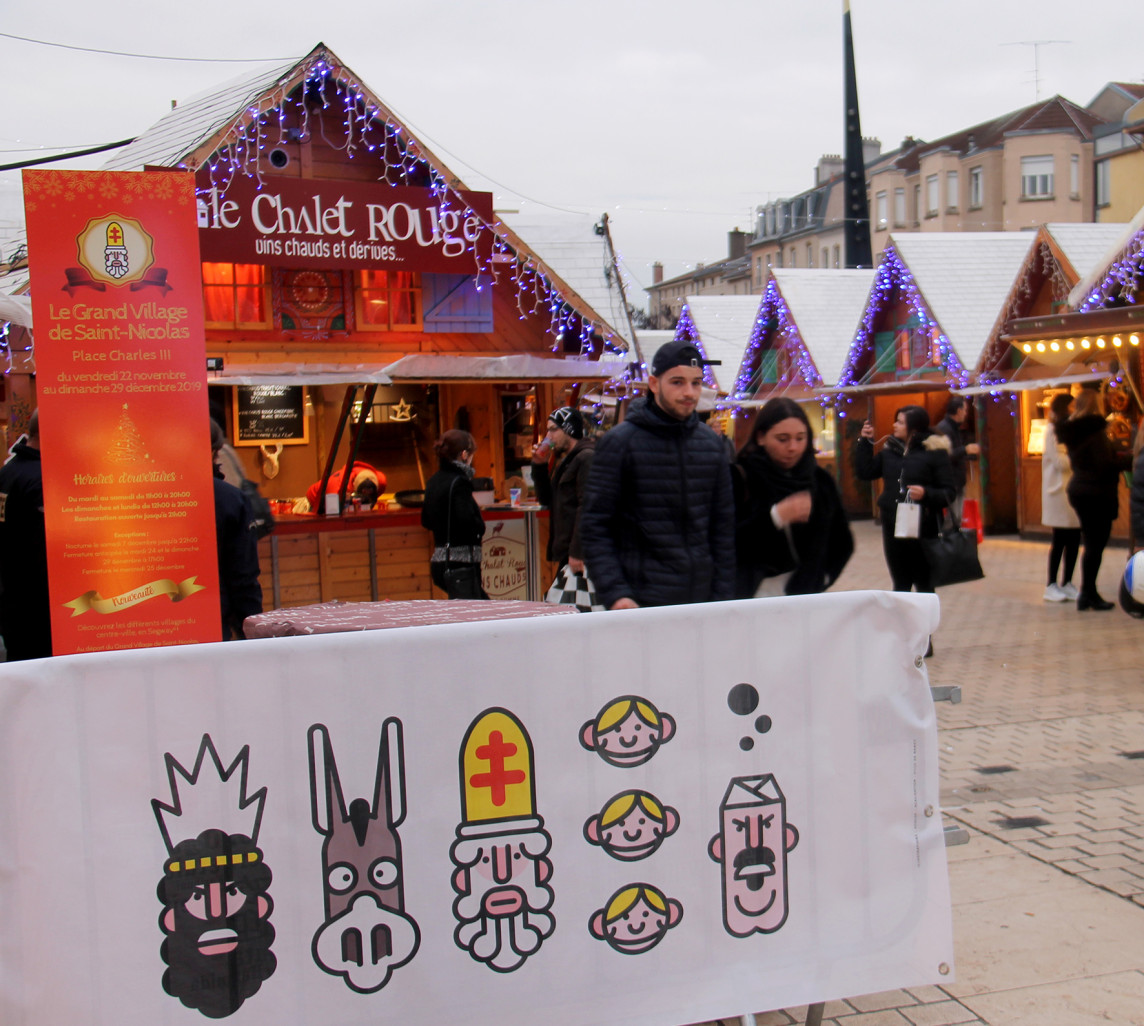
left=822, top=247, right=829, bottom=267
left=833, top=245, right=840, bottom=268
left=969, top=166, right=983, bottom=208
left=790, top=248, right=797, bottom=268
left=355, top=270, right=422, bottom=330
left=925, top=175, right=939, bottom=216
left=1070, top=154, right=1079, bottom=197
left=893, top=187, right=906, bottom=227
left=875, top=190, right=888, bottom=229
left=202, top=263, right=271, bottom=329
left=945, top=170, right=959, bottom=211
left=1021, top=155, right=1054, bottom=198
left=807, top=243, right=813, bottom=266
left=913, top=184, right=922, bottom=223
left=1096, top=160, right=1111, bottom=207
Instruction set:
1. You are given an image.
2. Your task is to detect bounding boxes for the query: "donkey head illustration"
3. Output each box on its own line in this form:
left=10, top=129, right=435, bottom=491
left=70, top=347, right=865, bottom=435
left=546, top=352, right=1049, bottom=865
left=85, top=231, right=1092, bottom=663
left=308, top=720, right=421, bottom=993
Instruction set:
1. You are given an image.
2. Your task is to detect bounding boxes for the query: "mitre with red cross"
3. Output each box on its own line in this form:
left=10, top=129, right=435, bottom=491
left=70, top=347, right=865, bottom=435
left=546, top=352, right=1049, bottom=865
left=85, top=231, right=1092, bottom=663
left=459, top=708, right=537, bottom=826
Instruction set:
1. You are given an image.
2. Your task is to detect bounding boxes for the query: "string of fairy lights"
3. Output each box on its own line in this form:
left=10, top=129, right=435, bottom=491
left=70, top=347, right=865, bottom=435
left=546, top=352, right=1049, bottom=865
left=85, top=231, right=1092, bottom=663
left=193, top=50, right=627, bottom=361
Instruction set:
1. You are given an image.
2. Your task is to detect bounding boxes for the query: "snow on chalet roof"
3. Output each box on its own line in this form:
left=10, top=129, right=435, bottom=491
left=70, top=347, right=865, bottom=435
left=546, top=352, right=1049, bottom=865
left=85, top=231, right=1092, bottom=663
left=499, top=211, right=633, bottom=349
left=1044, top=223, right=1130, bottom=282
left=769, top=269, right=875, bottom=387
left=888, top=232, right=1036, bottom=371
left=103, top=58, right=303, bottom=172
left=1068, top=204, right=1144, bottom=309
left=679, top=296, right=761, bottom=393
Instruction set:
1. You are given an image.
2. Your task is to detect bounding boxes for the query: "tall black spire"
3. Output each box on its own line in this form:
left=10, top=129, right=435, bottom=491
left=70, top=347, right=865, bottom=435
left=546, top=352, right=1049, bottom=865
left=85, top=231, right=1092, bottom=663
left=843, top=0, right=872, bottom=268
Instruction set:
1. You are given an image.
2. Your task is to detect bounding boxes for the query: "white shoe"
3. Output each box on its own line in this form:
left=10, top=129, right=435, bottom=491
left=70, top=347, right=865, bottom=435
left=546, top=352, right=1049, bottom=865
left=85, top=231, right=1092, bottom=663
left=1043, top=583, right=1068, bottom=602
left=1060, top=582, right=1079, bottom=600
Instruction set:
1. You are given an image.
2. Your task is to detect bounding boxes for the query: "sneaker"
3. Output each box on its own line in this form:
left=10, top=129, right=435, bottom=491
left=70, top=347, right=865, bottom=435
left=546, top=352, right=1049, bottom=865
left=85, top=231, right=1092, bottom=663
left=1060, top=582, right=1079, bottom=601
left=1043, top=583, right=1068, bottom=602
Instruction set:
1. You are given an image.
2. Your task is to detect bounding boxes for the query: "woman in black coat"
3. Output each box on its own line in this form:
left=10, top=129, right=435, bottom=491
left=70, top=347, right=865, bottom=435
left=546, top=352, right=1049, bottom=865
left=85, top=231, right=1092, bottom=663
left=421, top=429, right=488, bottom=599
left=855, top=404, right=956, bottom=594
left=734, top=398, right=853, bottom=597
left=1056, top=388, right=1131, bottom=610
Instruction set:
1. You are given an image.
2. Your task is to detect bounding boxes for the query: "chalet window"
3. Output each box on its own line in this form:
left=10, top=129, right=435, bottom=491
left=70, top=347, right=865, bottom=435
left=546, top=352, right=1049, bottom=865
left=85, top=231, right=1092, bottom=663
left=1021, top=155, right=1054, bottom=198
left=355, top=270, right=422, bottom=331
left=202, top=263, right=271, bottom=329
left=925, top=175, right=939, bottom=216
left=969, top=166, right=983, bottom=208
left=760, top=350, right=779, bottom=384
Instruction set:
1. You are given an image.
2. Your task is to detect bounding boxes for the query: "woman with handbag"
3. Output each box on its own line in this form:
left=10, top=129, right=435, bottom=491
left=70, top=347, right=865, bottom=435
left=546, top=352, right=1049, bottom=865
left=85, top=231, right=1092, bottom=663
left=855, top=405, right=956, bottom=597
left=733, top=398, right=853, bottom=598
left=421, top=430, right=488, bottom=600
left=1056, top=387, right=1132, bottom=611
left=1040, top=393, right=1081, bottom=602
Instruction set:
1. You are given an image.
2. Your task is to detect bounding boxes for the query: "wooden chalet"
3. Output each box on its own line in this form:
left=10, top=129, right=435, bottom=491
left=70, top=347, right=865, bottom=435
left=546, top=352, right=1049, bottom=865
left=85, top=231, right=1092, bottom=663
left=830, top=233, right=1033, bottom=522
left=49, top=42, right=634, bottom=608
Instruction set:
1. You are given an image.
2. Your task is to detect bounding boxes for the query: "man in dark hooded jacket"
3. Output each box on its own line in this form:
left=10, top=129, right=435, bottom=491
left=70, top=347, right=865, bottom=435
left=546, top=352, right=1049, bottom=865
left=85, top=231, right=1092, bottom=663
left=580, top=340, right=735, bottom=609
left=532, top=406, right=595, bottom=572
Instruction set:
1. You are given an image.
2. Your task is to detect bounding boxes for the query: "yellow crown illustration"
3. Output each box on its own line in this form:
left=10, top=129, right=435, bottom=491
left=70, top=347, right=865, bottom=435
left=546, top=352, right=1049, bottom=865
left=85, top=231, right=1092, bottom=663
left=460, top=709, right=535, bottom=823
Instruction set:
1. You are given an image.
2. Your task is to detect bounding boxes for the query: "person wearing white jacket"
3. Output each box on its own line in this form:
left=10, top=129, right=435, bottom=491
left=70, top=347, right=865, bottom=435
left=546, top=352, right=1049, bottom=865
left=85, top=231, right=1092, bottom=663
left=1041, top=393, right=1081, bottom=602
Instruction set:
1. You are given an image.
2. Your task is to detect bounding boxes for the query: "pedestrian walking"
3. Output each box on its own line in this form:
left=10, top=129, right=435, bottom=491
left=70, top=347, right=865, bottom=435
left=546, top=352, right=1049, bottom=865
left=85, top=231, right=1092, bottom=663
left=1057, top=386, right=1132, bottom=611
left=1040, top=393, right=1081, bottom=602
left=855, top=405, right=956, bottom=597
left=733, top=397, right=853, bottom=597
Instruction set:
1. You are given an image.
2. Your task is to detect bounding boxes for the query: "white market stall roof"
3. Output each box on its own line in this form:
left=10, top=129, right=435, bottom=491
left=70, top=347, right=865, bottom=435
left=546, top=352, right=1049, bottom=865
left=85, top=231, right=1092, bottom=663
left=0, top=294, right=32, bottom=328
left=768, top=269, right=875, bottom=388
left=886, top=232, right=1036, bottom=372
left=207, top=364, right=392, bottom=386
left=1043, top=222, right=1130, bottom=282
left=497, top=211, right=634, bottom=349
left=382, top=353, right=621, bottom=382
left=679, top=295, right=762, bottom=393
left=1069, top=203, right=1144, bottom=308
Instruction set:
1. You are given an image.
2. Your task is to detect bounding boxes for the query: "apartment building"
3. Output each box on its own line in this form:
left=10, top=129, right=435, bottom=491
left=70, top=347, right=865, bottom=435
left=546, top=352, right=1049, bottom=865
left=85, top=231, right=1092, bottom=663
left=1090, top=82, right=1144, bottom=223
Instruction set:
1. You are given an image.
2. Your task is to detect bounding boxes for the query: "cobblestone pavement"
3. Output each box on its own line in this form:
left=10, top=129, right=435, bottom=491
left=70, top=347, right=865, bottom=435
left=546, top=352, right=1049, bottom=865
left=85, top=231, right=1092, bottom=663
left=693, top=522, right=1144, bottom=1026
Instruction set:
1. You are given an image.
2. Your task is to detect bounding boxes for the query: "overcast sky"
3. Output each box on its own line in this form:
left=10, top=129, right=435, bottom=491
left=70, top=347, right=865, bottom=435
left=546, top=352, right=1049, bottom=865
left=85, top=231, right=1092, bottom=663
left=2, top=0, right=1141, bottom=306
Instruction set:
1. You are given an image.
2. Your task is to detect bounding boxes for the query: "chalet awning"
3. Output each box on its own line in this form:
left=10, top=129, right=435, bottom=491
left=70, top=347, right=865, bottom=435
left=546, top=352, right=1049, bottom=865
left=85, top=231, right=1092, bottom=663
left=382, top=354, right=621, bottom=382
left=953, top=371, right=1106, bottom=397
left=207, top=365, right=393, bottom=386
left=825, top=379, right=950, bottom=396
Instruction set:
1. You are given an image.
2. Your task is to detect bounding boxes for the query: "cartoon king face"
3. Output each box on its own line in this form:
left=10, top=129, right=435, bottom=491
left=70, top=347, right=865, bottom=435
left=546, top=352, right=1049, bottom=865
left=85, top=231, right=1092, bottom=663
left=708, top=774, right=800, bottom=937
left=450, top=708, right=555, bottom=973
left=308, top=721, right=420, bottom=993
left=152, top=736, right=276, bottom=1018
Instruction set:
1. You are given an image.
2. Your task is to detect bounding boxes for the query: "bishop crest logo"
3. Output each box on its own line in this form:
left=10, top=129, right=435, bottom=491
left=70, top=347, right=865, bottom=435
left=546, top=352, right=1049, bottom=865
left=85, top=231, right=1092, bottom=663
left=75, top=213, right=155, bottom=287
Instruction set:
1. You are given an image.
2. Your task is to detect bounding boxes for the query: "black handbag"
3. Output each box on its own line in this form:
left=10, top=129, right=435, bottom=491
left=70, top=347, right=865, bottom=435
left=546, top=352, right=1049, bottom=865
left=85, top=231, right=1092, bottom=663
left=921, top=509, right=984, bottom=587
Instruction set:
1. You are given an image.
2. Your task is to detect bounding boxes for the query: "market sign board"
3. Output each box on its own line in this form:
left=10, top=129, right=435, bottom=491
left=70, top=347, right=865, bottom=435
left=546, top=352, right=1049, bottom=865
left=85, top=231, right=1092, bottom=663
left=0, top=593, right=953, bottom=1026
left=195, top=172, right=495, bottom=273
left=22, top=169, right=221, bottom=653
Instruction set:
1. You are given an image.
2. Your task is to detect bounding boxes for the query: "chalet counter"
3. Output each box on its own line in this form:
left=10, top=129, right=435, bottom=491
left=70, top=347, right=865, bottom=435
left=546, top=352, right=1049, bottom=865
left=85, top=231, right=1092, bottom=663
left=257, top=505, right=553, bottom=609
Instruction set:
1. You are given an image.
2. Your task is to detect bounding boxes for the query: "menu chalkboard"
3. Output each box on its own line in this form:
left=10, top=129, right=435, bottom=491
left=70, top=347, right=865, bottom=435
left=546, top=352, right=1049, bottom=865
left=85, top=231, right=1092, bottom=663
left=233, top=385, right=309, bottom=446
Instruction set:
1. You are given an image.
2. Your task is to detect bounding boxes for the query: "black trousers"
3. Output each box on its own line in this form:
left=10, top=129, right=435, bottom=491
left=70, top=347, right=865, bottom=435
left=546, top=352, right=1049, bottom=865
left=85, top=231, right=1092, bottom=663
left=1048, top=527, right=1081, bottom=586
left=1069, top=495, right=1114, bottom=598
left=880, top=518, right=934, bottom=593
left=431, top=561, right=489, bottom=600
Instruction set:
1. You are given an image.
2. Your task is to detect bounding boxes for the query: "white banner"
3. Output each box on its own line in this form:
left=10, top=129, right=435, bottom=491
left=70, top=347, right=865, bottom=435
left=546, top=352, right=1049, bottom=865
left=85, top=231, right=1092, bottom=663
left=0, top=591, right=951, bottom=1026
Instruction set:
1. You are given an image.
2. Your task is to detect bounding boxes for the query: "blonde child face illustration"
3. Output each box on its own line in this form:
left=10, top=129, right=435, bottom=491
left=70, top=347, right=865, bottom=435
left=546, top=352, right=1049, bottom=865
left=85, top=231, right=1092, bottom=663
left=589, top=884, right=682, bottom=954
left=580, top=696, right=676, bottom=768
left=583, top=791, right=680, bottom=861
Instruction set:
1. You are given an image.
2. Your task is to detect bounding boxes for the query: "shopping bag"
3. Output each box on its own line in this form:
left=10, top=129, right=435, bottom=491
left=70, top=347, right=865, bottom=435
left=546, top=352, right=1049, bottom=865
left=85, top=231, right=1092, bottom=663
left=894, top=500, right=921, bottom=539
left=960, top=497, right=984, bottom=545
left=921, top=512, right=985, bottom=587
left=544, top=565, right=605, bottom=612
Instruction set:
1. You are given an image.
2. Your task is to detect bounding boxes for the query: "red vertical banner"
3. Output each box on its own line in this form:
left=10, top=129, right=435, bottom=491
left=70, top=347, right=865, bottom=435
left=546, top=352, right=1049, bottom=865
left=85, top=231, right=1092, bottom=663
left=23, top=169, right=221, bottom=653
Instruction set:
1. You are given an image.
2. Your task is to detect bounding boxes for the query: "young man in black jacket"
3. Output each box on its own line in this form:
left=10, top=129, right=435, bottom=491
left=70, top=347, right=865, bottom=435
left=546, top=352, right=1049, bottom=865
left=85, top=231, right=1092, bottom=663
left=580, top=340, right=735, bottom=609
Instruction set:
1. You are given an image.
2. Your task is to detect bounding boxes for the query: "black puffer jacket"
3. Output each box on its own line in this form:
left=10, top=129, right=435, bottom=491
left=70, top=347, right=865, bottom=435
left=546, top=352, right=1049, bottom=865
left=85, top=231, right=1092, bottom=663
left=533, top=440, right=595, bottom=565
left=1056, top=413, right=1131, bottom=516
left=580, top=396, right=735, bottom=608
left=855, top=432, right=956, bottom=538
left=421, top=462, right=486, bottom=557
